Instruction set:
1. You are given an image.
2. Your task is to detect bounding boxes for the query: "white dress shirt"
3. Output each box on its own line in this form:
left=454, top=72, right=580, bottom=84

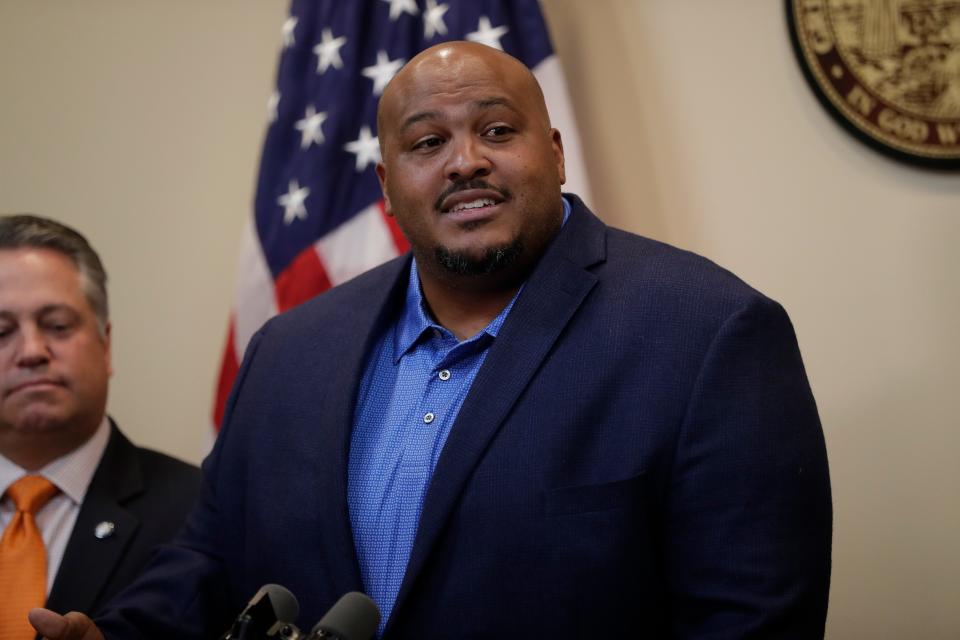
left=0, top=417, right=110, bottom=595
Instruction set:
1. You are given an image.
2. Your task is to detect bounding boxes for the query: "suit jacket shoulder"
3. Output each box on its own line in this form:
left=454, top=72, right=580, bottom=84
left=258, top=253, right=410, bottom=347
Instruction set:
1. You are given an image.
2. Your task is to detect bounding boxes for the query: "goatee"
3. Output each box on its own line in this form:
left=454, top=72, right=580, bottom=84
left=434, top=239, right=523, bottom=276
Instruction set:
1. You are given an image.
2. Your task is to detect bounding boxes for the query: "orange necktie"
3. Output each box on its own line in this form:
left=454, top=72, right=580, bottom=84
left=0, top=475, right=59, bottom=640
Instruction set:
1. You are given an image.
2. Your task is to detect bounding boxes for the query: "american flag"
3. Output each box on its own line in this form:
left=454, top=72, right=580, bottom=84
left=213, top=0, right=592, bottom=430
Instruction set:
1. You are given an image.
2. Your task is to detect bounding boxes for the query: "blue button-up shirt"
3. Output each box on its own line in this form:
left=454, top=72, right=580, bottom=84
left=348, top=198, right=570, bottom=631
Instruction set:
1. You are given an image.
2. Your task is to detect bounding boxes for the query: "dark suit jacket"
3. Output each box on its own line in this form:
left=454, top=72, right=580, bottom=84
left=99, top=196, right=831, bottom=638
left=44, top=420, right=200, bottom=618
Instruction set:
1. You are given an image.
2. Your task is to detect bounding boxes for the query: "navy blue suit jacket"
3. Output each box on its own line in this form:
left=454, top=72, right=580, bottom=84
left=99, top=196, right=831, bottom=638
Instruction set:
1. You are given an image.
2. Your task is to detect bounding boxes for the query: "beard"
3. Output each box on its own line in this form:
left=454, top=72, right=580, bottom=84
left=433, top=238, right=524, bottom=276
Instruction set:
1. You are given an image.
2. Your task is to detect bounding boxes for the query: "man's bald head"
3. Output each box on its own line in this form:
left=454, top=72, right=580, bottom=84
left=377, top=41, right=551, bottom=147
left=373, top=39, right=565, bottom=292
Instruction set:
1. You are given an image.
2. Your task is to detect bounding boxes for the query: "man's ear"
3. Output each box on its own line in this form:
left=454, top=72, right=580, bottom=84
left=103, top=321, right=113, bottom=377
left=375, top=162, right=393, bottom=216
left=550, top=128, right=566, bottom=185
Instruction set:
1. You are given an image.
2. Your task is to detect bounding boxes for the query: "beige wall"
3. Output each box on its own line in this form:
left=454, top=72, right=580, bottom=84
left=1, top=1, right=958, bottom=637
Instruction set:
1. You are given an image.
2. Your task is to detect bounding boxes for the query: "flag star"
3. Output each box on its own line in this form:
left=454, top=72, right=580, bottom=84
left=362, top=50, right=405, bottom=96
left=281, top=16, right=298, bottom=48
left=313, top=28, right=347, bottom=74
left=466, top=16, right=509, bottom=51
left=344, top=126, right=381, bottom=172
left=423, top=0, right=450, bottom=39
left=277, top=180, right=310, bottom=224
left=382, top=0, right=418, bottom=21
left=267, top=91, right=280, bottom=123
left=294, top=105, right=328, bottom=149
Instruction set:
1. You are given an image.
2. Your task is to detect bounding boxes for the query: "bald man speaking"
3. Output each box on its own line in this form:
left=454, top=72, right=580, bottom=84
left=33, top=42, right=831, bottom=639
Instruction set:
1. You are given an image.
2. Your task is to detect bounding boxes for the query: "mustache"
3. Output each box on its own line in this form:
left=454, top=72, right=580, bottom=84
left=434, top=179, right=511, bottom=212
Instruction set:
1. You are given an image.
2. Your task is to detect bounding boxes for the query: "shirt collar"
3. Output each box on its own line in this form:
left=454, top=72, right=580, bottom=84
left=561, top=195, right=572, bottom=224
left=394, top=196, right=572, bottom=361
left=0, top=417, right=111, bottom=506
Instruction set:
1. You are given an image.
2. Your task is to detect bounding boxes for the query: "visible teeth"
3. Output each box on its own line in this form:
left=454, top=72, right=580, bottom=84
left=450, top=198, right=495, bottom=213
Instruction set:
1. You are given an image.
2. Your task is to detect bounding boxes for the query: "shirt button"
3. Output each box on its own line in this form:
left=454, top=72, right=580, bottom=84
left=438, top=369, right=451, bottom=381
left=423, top=412, right=435, bottom=424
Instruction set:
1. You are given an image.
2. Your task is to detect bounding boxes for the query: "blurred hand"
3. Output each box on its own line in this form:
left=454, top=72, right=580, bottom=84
left=28, top=608, right=105, bottom=640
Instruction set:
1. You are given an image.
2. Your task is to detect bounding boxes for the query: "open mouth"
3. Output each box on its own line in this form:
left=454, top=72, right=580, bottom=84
left=439, top=188, right=507, bottom=220
left=448, top=198, right=499, bottom=214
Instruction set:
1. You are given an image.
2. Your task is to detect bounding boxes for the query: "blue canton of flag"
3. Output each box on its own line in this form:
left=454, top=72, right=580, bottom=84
left=214, top=0, right=590, bottom=431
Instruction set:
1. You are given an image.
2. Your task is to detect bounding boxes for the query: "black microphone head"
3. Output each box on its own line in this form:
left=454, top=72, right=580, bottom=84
left=222, top=584, right=300, bottom=640
left=254, top=583, right=300, bottom=624
left=311, top=592, right=380, bottom=640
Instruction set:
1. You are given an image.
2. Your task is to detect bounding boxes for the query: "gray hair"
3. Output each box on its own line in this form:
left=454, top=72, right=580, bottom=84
left=0, top=214, right=109, bottom=335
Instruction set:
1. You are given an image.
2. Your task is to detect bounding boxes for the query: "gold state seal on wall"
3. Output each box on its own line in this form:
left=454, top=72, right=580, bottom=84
left=788, top=0, right=960, bottom=167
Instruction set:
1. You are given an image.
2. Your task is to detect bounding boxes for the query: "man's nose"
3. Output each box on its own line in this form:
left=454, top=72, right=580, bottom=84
left=16, top=326, right=51, bottom=367
left=445, top=136, right=491, bottom=181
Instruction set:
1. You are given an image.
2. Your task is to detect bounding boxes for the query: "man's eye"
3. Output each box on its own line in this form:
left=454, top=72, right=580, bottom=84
left=483, top=125, right=514, bottom=138
left=43, top=320, right=74, bottom=335
left=413, top=136, right=443, bottom=150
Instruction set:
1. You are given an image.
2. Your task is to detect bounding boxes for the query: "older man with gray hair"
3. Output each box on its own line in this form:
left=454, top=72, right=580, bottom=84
left=0, top=214, right=199, bottom=638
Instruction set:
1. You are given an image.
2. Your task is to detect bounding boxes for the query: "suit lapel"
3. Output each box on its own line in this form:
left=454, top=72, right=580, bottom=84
left=308, top=256, right=412, bottom=598
left=390, top=197, right=608, bottom=621
left=45, top=423, right=141, bottom=616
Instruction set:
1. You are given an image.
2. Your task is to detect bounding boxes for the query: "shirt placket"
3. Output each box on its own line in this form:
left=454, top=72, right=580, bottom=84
left=394, top=330, right=457, bottom=532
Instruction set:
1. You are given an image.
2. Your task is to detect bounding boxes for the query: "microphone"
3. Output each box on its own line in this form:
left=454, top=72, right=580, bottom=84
left=221, top=583, right=300, bottom=640
left=308, top=592, right=381, bottom=640
left=276, top=592, right=380, bottom=640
